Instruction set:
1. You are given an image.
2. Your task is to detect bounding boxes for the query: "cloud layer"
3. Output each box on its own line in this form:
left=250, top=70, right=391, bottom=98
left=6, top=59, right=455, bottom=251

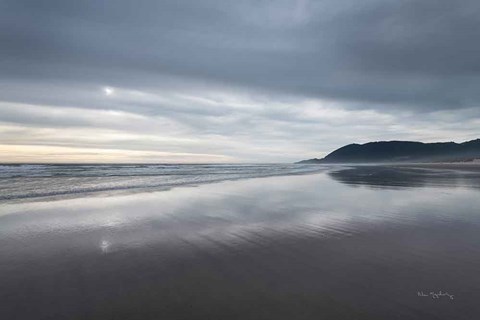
left=1, top=0, right=480, bottom=162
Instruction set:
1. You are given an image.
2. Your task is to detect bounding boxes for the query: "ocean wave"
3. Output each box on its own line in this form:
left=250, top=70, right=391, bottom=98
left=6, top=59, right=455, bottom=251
left=0, top=164, right=327, bottom=202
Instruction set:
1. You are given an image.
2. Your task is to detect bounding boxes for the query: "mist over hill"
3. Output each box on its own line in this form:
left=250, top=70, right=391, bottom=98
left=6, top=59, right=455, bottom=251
left=298, top=139, right=480, bottom=164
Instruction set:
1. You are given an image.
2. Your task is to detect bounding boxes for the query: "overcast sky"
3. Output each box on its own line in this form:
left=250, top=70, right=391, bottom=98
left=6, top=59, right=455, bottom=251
left=1, top=0, right=480, bottom=163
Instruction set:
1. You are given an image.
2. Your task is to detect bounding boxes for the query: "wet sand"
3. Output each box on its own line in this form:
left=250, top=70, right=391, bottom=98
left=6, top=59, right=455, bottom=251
left=397, top=162, right=480, bottom=172
left=1, top=167, right=480, bottom=319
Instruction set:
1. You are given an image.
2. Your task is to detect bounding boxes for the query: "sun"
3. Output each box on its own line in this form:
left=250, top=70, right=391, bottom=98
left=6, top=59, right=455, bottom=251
left=103, top=87, right=114, bottom=96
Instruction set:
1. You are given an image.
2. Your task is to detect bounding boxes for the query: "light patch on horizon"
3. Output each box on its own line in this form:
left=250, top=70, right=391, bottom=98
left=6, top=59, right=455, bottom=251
left=0, top=144, right=234, bottom=164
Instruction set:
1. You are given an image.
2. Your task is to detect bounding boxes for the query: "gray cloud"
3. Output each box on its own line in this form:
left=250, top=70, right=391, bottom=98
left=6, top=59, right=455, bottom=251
left=1, top=0, right=479, bottom=162
left=2, top=0, right=480, bottom=108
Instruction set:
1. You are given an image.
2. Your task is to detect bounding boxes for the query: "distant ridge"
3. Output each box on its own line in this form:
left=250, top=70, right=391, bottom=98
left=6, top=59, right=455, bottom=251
left=297, top=139, right=480, bottom=164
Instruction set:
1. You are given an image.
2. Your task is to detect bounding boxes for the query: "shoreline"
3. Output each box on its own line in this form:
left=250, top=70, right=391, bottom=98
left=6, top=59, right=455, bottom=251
left=3, top=162, right=480, bottom=205
left=0, top=164, right=330, bottom=205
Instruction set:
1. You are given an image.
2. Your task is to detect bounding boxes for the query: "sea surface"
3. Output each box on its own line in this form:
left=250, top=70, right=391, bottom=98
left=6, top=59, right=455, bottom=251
left=1, top=164, right=480, bottom=319
left=0, top=163, right=325, bottom=201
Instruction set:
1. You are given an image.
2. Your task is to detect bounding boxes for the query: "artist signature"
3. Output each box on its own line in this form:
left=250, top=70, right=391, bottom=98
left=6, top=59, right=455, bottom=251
left=417, top=291, right=454, bottom=300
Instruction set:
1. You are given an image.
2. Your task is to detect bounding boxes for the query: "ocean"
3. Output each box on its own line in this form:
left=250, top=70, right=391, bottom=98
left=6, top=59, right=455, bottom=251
left=0, top=163, right=326, bottom=201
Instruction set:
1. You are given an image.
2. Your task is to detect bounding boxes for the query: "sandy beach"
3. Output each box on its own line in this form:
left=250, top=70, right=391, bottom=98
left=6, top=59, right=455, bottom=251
left=1, top=166, right=480, bottom=319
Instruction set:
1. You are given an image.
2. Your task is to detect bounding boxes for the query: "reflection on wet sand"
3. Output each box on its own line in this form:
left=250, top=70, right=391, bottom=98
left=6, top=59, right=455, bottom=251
left=1, top=168, right=480, bottom=319
left=328, top=165, right=480, bottom=189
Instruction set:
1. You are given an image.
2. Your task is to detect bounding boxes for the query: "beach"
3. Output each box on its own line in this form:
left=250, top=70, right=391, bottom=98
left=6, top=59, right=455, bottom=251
left=1, top=165, right=480, bottom=319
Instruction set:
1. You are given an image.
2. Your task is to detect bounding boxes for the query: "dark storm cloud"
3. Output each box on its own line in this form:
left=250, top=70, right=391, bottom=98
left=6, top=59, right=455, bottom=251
left=1, top=0, right=480, bottom=110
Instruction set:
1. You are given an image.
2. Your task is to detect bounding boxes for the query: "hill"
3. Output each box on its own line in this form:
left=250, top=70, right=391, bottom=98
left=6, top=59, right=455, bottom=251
left=298, top=139, right=480, bottom=164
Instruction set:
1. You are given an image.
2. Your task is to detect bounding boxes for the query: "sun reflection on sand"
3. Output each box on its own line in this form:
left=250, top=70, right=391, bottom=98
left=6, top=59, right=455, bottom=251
left=100, top=240, right=111, bottom=253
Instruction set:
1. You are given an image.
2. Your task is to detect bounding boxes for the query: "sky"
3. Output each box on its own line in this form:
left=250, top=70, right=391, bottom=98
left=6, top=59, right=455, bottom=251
left=1, top=0, right=480, bottom=163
